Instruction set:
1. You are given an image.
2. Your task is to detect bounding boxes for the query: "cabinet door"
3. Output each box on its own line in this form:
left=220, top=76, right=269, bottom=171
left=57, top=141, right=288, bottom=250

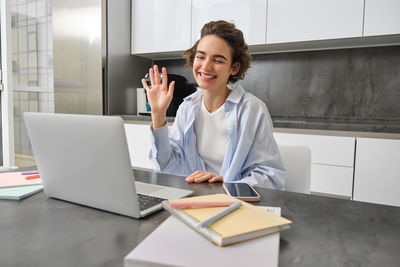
left=311, top=164, right=353, bottom=198
left=364, top=0, right=400, bottom=36
left=273, top=133, right=355, bottom=167
left=131, top=0, right=191, bottom=54
left=274, top=132, right=355, bottom=197
left=267, top=0, right=364, bottom=44
left=191, top=0, right=267, bottom=46
left=353, top=138, right=400, bottom=207
left=124, top=123, right=153, bottom=169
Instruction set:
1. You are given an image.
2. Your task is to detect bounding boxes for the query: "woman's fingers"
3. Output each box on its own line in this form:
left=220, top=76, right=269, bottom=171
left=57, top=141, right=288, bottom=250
left=185, top=171, right=203, bottom=182
left=141, top=79, right=150, bottom=91
left=194, top=173, right=214, bottom=183
left=161, top=67, right=168, bottom=88
left=185, top=171, right=222, bottom=183
left=168, top=81, right=175, bottom=98
left=149, top=67, right=155, bottom=86
left=154, top=65, right=161, bottom=84
left=209, top=176, right=223, bottom=183
left=148, top=65, right=170, bottom=92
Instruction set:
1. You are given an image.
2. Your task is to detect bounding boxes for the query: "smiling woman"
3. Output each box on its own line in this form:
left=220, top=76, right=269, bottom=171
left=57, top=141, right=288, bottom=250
left=141, top=20, right=286, bottom=190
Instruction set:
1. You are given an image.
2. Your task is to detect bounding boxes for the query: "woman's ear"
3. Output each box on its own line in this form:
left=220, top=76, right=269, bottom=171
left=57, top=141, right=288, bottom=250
left=231, top=62, right=240, bottom=75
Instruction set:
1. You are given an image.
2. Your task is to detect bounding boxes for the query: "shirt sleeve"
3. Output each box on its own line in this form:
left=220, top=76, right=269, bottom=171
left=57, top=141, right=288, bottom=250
left=231, top=99, right=286, bottom=190
left=148, top=105, right=187, bottom=176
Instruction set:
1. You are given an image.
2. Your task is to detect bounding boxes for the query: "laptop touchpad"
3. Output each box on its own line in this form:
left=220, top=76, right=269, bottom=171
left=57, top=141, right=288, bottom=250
left=135, top=181, right=162, bottom=194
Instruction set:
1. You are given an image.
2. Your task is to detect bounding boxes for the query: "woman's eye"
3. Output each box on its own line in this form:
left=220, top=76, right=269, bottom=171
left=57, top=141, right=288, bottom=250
left=196, top=55, right=204, bottom=59
left=215, top=60, right=224, bottom=64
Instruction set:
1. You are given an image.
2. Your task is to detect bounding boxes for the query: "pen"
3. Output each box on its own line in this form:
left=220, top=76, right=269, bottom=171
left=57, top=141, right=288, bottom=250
left=21, top=170, right=39, bottom=175
left=24, top=174, right=41, bottom=180
left=169, top=201, right=237, bottom=209
left=198, top=201, right=241, bottom=228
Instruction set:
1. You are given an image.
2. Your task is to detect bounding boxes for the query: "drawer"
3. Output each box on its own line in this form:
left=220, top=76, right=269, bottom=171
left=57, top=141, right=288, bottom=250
left=311, top=164, right=353, bottom=198
left=274, top=133, right=355, bottom=167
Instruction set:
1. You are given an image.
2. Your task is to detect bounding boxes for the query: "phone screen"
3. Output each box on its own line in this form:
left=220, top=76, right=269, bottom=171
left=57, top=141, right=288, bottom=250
left=224, top=183, right=258, bottom=197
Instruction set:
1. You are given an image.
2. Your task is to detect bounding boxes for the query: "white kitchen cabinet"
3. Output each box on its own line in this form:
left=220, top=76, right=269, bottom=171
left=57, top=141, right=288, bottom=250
left=363, top=0, right=400, bottom=36
left=273, top=133, right=355, bottom=167
left=311, top=165, right=353, bottom=198
left=124, top=123, right=153, bottom=169
left=353, top=138, right=400, bottom=207
left=191, top=0, right=267, bottom=46
left=274, top=132, right=356, bottom=198
left=131, top=0, right=191, bottom=54
left=266, top=0, right=364, bottom=44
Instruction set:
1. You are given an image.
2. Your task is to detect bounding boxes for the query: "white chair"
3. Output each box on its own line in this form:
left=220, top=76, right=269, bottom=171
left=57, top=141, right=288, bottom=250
left=278, top=145, right=311, bottom=194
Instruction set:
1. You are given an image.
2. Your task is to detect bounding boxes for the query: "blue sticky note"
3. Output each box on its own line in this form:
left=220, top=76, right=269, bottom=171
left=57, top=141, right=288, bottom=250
left=0, top=185, right=43, bottom=200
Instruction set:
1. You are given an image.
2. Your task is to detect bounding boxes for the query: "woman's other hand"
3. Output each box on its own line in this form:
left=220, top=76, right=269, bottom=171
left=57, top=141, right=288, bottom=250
left=185, top=170, right=224, bottom=183
left=141, top=65, right=175, bottom=128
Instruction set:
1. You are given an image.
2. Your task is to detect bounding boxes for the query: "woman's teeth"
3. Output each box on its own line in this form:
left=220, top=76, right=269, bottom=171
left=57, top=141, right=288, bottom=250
left=201, top=73, right=215, bottom=79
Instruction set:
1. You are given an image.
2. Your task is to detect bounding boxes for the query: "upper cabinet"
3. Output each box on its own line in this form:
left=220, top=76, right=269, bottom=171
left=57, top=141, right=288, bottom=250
left=131, top=0, right=400, bottom=57
left=266, top=0, right=364, bottom=44
left=131, top=0, right=191, bottom=54
left=363, top=0, right=400, bottom=36
left=191, top=0, right=267, bottom=46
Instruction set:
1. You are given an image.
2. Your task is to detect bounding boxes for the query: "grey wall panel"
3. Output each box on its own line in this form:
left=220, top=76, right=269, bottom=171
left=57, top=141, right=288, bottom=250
left=156, top=46, right=400, bottom=132
left=106, top=0, right=150, bottom=115
left=243, top=46, right=400, bottom=122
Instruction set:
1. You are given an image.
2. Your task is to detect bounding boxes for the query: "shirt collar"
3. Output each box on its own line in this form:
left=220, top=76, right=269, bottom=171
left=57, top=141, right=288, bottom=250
left=183, top=82, right=244, bottom=105
left=226, top=82, right=244, bottom=104
left=183, top=88, right=202, bottom=103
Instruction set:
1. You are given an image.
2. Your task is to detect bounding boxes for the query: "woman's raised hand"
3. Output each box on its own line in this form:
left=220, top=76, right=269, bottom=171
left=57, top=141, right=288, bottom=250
left=141, top=65, right=175, bottom=128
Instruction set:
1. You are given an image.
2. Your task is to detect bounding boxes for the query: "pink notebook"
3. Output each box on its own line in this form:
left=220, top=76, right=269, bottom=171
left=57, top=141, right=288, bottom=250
left=0, top=172, right=42, bottom=188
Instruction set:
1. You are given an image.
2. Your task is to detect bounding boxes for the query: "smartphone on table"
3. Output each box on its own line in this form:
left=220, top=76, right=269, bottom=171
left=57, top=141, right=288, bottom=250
left=222, top=182, right=260, bottom=202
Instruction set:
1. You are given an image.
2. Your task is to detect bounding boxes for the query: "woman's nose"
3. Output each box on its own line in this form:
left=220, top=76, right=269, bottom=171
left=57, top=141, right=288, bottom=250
left=203, top=58, right=212, bottom=71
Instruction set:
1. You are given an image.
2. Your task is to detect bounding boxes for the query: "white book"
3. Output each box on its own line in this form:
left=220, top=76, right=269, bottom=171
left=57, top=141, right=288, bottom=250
left=124, top=215, right=280, bottom=267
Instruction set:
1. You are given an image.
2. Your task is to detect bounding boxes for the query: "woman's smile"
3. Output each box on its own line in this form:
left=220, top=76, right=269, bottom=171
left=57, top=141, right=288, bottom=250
left=198, top=72, right=217, bottom=80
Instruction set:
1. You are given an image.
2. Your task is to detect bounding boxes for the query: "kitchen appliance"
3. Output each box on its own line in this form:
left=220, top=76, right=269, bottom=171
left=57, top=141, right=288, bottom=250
left=52, top=0, right=150, bottom=115
left=136, top=88, right=148, bottom=115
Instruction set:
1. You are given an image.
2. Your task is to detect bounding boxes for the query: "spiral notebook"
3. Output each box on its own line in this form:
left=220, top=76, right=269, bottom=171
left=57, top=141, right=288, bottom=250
left=162, top=194, right=292, bottom=246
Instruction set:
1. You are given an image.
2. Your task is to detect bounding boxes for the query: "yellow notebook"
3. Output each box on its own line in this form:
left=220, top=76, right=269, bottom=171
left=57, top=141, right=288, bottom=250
left=162, top=194, right=292, bottom=246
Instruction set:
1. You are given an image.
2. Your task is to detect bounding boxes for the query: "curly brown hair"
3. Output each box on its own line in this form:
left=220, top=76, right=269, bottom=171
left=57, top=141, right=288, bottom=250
left=183, top=20, right=251, bottom=83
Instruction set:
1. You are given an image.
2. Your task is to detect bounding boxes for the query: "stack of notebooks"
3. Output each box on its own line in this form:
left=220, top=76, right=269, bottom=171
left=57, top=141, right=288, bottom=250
left=0, top=171, right=43, bottom=200
left=125, top=194, right=292, bottom=267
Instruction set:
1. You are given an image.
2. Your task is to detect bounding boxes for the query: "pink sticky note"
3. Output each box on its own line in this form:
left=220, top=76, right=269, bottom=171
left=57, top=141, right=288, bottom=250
left=0, top=172, right=42, bottom=188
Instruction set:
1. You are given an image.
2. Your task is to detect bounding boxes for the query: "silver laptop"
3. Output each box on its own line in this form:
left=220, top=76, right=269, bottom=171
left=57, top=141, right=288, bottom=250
left=23, top=112, right=193, bottom=218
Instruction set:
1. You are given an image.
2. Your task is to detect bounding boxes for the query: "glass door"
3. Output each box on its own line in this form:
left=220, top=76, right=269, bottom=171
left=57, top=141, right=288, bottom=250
left=11, top=0, right=54, bottom=168
left=1, top=0, right=53, bottom=169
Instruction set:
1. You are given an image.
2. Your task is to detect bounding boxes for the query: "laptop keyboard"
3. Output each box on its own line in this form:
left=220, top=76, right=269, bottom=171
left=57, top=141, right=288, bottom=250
left=137, top=193, right=166, bottom=211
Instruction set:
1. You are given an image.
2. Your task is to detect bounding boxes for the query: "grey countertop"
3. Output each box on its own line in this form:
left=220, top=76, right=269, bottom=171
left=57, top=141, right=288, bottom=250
left=1, top=168, right=399, bottom=267
left=121, top=114, right=400, bottom=139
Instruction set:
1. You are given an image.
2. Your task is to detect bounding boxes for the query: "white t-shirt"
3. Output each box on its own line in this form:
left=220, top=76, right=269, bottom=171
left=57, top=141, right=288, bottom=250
left=194, top=98, right=229, bottom=175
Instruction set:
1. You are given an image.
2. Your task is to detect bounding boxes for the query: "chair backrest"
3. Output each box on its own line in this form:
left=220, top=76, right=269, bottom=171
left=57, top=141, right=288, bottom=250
left=278, top=145, right=311, bottom=194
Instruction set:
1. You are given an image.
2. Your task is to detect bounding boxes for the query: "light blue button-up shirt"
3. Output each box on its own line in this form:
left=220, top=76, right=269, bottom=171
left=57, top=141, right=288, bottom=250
left=149, top=83, right=286, bottom=189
